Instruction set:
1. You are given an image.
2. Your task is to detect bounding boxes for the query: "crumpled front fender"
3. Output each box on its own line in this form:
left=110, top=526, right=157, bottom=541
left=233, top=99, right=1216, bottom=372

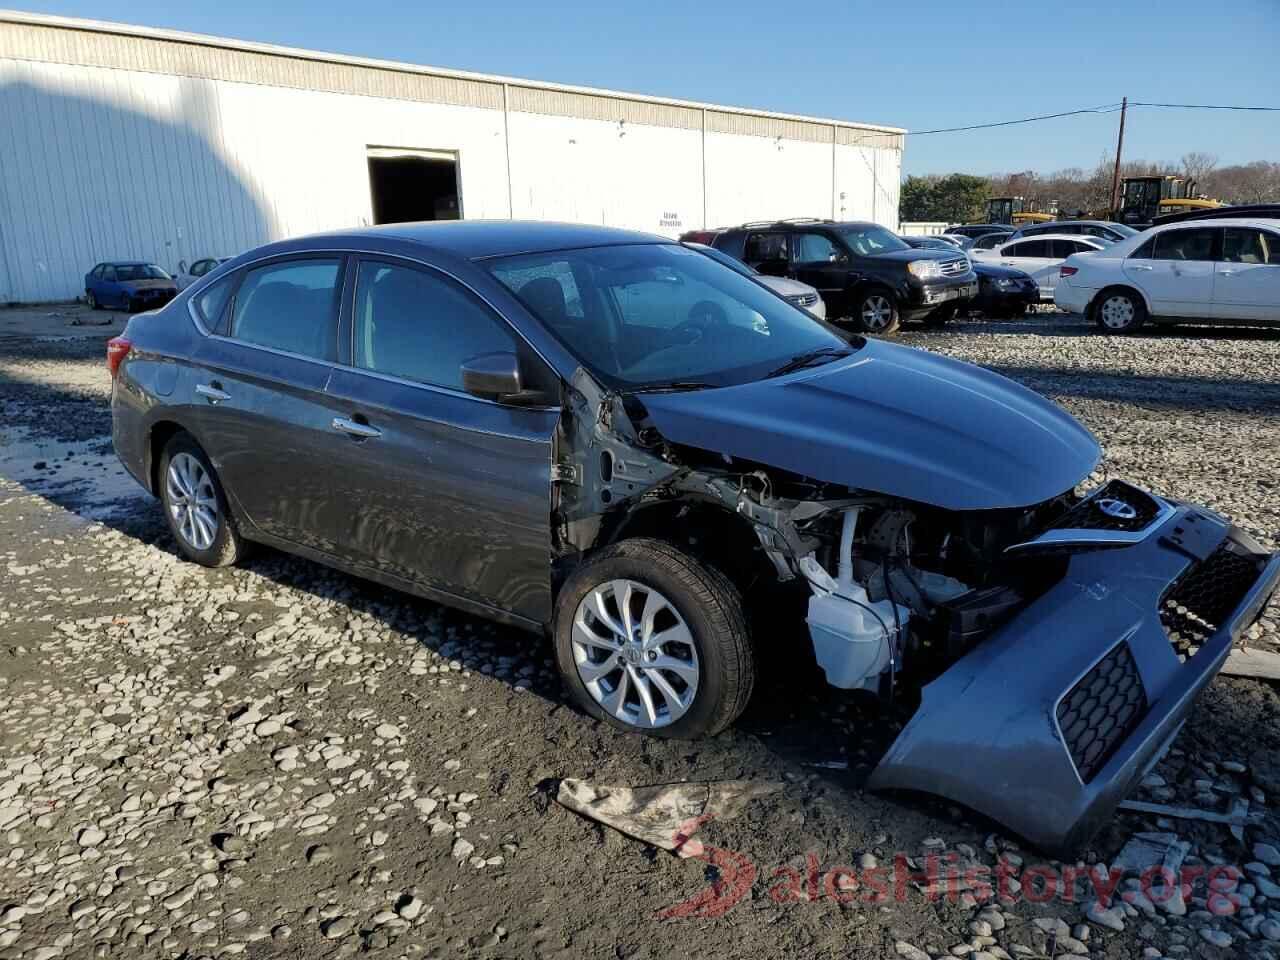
left=868, top=505, right=1280, bottom=855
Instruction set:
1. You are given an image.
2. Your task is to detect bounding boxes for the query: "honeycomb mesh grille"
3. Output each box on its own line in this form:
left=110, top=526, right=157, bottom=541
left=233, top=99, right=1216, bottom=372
left=1160, top=543, right=1262, bottom=660
left=1057, top=643, right=1147, bottom=783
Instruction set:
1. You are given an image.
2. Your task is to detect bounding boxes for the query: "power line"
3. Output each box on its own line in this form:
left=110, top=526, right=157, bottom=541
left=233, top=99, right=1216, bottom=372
left=908, top=100, right=1280, bottom=136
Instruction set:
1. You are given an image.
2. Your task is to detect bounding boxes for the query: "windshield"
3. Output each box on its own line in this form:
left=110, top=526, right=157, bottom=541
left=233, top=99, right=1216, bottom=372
left=684, top=243, right=758, bottom=278
left=834, top=225, right=909, bottom=256
left=487, top=243, right=852, bottom=390
left=115, top=264, right=170, bottom=281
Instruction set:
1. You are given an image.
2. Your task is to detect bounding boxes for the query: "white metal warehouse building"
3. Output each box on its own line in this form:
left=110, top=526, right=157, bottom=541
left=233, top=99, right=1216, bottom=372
left=0, top=11, right=905, bottom=304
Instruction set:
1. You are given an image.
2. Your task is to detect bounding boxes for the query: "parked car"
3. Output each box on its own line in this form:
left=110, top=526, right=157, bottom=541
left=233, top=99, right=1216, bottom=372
left=685, top=242, right=826, bottom=319
left=85, top=262, right=178, bottom=312
left=967, top=262, right=1040, bottom=319
left=971, top=235, right=1106, bottom=301
left=945, top=224, right=1015, bottom=242
left=174, top=256, right=232, bottom=291
left=968, top=231, right=1016, bottom=253
left=1007, top=220, right=1139, bottom=245
left=705, top=219, right=977, bottom=333
left=1055, top=217, right=1280, bottom=332
left=899, top=235, right=965, bottom=255
left=107, top=221, right=1279, bottom=855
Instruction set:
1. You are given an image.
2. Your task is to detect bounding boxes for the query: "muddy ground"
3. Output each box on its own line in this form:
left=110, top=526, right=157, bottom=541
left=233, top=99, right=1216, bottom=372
left=1, top=311, right=1278, bottom=960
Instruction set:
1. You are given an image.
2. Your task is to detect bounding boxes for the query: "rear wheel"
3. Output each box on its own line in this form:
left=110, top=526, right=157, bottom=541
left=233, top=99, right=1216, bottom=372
left=1094, top=289, right=1146, bottom=334
left=159, top=433, right=246, bottom=567
left=553, top=538, right=754, bottom=739
left=854, top=288, right=901, bottom=335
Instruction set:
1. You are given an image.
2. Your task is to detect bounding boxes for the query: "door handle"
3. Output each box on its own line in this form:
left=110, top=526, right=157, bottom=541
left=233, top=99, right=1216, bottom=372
left=1219, top=269, right=1236, bottom=277
left=1130, top=265, right=1153, bottom=271
left=332, top=416, right=382, bottom=440
left=195, top=383, right=231, bottom=404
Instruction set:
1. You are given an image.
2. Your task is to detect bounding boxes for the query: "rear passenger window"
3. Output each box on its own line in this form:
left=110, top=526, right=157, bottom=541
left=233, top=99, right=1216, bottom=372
left=352, top=260, right=518, bottom=391
left=230, top=259, right=342, bottom=359
left=1150, top=228, right=1218, bottom=262
left=744, top=233, right=787, bottom=262
left=1010, top=240, right=1050, bottom=258
left=1222, top=228, right=1280, bottom=265
left=194, top=275, right=235, bottom=330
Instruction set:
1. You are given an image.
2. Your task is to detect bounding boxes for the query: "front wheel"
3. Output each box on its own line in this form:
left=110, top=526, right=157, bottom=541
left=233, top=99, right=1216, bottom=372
left=553, top=539, right=754, bottom=739
left=1094, top=289, right=1146, bottom=334
left=86, top=291, right=99, bottom=310
left=854, top=289, right=901, bottom=335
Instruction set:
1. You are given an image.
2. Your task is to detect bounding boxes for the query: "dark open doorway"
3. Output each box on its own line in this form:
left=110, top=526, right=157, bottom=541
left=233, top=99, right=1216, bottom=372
left=367, top=148, right=461, bottom=224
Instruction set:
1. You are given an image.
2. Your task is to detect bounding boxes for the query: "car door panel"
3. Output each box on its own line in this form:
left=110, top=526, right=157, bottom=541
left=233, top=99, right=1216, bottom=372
left=1124, top=228, right=1219, bottom=317
left=322, top=369, right=558, bottom=622
left=998, top=242, right=1055, bottom=298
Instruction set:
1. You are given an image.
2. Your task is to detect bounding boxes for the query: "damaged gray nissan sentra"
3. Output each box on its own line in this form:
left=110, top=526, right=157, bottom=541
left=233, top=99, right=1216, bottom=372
left=108, top=222, right=1280, bottom=854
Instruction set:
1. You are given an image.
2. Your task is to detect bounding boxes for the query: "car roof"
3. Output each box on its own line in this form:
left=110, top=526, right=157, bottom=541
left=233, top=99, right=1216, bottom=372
left=1003, top=233, right=1104, bottom=245
left=1019, top=220, right=1114, bottom=229
left=103, top=260, right=155, bottom=266
left=285, top=220, right=673, bottom=260
left=1152, top=217, right=1280, bottom=231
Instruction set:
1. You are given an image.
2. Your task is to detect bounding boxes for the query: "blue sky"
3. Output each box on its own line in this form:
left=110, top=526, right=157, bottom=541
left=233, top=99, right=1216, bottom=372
left=14, top=0, right=1280, bottom=176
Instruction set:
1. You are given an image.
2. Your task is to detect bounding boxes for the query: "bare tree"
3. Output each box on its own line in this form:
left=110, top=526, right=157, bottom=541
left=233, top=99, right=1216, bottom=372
left=1181, top=151, right=1218, bottom=188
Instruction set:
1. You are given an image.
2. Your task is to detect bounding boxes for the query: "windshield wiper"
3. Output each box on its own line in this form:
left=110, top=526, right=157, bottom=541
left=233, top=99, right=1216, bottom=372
left=627, top=380, right=717, bottom=394
left=766, top=347, right=851, bottom=379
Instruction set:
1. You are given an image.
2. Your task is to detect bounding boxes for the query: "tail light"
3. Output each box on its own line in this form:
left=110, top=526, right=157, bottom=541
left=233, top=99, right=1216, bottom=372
left=106, top=337, right=132, bottom=378
left=1060, top=265, right=1078, bottom=277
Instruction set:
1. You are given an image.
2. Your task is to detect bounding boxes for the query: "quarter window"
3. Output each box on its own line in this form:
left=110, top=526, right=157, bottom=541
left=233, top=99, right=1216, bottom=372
left=793, top=232, right=839, bottom=263
left=194, top=274, right=235, bottom=330
left=352, top=260, right=518, bottom=391
left=1150, top=228, right=1218, bottom=262
left=230, top=258, right=341, bottom=359
left=1222, top=228, right=1280, bottom=265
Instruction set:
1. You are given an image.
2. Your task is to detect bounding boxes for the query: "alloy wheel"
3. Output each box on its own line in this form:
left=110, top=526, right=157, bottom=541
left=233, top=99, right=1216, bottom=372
left=861, top=295, right=893, bottom=331
left=1100, top=295, right=1135, bottom=330
left=570, top=579, right=700, bottom=729
left=166, top=452, right=219, bottom=551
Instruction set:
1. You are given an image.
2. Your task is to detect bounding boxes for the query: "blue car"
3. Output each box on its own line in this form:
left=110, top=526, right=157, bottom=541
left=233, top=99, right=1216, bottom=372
left=85, top=261, right=178, bottom=312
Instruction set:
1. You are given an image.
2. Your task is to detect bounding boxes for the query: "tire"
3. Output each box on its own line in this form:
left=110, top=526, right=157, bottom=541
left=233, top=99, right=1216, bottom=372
left=1093, top=288, right=1146, bottom=334
left=921, top=303, right=957, bottom=328
left=158, top=433, right=246, bottom=567
left=853, top=287, right=901, bottom=335
left=86, top=291, right=99, bottom=310
left=553, top=538, right=754, bottom=739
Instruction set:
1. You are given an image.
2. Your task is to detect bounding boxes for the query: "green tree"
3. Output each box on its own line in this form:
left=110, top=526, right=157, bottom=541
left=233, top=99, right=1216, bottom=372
left=900, top=173, right=990, bottom=223
left=899, top=175, right=938, bottom=221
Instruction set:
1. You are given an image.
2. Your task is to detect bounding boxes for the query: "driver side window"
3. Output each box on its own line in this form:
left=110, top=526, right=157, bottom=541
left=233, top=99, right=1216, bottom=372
left=793, top=233, right=839, bottom=263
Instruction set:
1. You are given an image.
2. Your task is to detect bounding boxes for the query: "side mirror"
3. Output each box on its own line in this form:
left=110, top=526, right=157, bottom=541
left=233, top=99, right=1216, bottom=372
left=460, top=352, right=554, bottom=406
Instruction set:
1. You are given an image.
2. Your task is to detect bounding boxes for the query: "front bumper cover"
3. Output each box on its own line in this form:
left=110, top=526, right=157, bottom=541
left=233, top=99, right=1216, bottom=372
left=868, top=498, right=1280, bottom=856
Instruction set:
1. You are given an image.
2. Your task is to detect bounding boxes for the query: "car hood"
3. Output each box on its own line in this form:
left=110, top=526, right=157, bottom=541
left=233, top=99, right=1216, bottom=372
left=873, top=248, right=962, bottom=264
left=756, top=276, right=818, bottom=297
left=638, top=339, right=1100, bottom=511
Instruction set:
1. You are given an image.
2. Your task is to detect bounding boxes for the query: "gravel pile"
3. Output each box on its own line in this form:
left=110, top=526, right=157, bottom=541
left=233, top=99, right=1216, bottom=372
left=1, top=318, right=1278, bottom=959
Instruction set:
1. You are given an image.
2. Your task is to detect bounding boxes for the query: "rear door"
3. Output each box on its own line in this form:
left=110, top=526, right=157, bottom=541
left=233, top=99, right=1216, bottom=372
left=1214, top=227, right=1280, bottom=323
left=321, top=255, right=559, bottom=623
left=998, top=239, right=1056, bottom=297
left=185, top=254, right=351, bottom=551
left=742, top=232, right=790, bottom=277
left=1122, top=227, right=1219, bottom=317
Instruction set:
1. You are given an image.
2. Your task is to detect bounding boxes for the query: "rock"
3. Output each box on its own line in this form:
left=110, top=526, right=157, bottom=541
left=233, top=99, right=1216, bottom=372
left=321, top=917, right=353, bottom=939
left=1086, top=900, right=1127, bottom=932
left=1033, top=918, right=1070, bottom=937
left=452, top=837, right=475, bottom=861
left=1254, top=843, right=1280, bottom=866
left=1259, top=919, right=1280, bottom=942
left=970, top=920, right=993, bottom=937
left=306, top=844, right=333, bottom=865
left=375, top=723, right=400, bottom=739
left=77, top=825, right=106, bottom=847
left=229, top=705, right=263, bottom=727
left=1199, top=928, right=1232, bottom=948
left=396, top=895, right=423, bottom=920
left=272, top=923, right=293, bottom=940
left=215, top=834, right=247, bottom=855
left=895, top=942, right=931, bottom=960
left=1114, top=832, right=1189, bottom=880
left=254, top=719, right=282, bottom=737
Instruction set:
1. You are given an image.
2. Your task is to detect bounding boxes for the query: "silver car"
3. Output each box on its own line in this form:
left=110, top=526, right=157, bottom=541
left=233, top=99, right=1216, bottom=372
left=685, top=242, right=826, bottom=319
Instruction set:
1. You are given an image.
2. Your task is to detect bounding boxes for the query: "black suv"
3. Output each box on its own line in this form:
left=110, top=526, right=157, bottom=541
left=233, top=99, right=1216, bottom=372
left=694, top=219, right=977, bottom=333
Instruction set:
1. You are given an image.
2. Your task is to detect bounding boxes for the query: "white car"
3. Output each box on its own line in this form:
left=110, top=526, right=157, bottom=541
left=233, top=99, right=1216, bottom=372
left=970, top=234, right=1106, bottom=301
left=1055, top=217, right=1280, bottom=332
left=173, top=256, right=231, bottom=291
left=684, top=242, right=826, bottom=320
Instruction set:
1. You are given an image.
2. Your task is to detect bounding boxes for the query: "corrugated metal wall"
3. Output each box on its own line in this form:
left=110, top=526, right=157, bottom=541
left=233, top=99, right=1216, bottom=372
left=0, top=19, right=903, bottom=303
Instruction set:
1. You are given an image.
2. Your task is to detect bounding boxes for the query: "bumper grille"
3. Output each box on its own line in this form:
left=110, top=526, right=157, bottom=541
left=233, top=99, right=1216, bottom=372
left=786, top=293, right=820, bottom=308
left=1160, top=542, right=1263, bottom=660
left=939, top=258, right=969, bottom=277
left=1056, top=480, right=1163, bottom=533
left=1057, top=642, right=1147, bottom=782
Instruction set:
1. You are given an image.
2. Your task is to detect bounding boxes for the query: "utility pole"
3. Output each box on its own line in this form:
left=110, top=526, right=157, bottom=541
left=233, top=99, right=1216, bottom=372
left=1109, top=97, right=1128, bottom=217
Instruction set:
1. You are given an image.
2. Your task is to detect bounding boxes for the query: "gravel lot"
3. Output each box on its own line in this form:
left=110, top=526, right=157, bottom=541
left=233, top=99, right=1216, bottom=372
left=1, top=312, right=1279, bottom=960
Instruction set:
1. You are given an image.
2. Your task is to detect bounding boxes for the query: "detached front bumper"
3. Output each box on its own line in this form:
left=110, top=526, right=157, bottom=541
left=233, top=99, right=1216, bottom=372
left=869, top=489, right=1280, bottom=855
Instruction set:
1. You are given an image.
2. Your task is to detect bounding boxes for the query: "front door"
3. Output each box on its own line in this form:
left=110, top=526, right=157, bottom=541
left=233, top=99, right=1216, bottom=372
left=320, top=256, right=558, bottom=623
left=1123, top=227, right=1219, bottom=318
left=789, top=231, right=850, bottom=314
left=998, top=239, right=1057, bottom=298
left=1214, top=227, right=1280, bottom=324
